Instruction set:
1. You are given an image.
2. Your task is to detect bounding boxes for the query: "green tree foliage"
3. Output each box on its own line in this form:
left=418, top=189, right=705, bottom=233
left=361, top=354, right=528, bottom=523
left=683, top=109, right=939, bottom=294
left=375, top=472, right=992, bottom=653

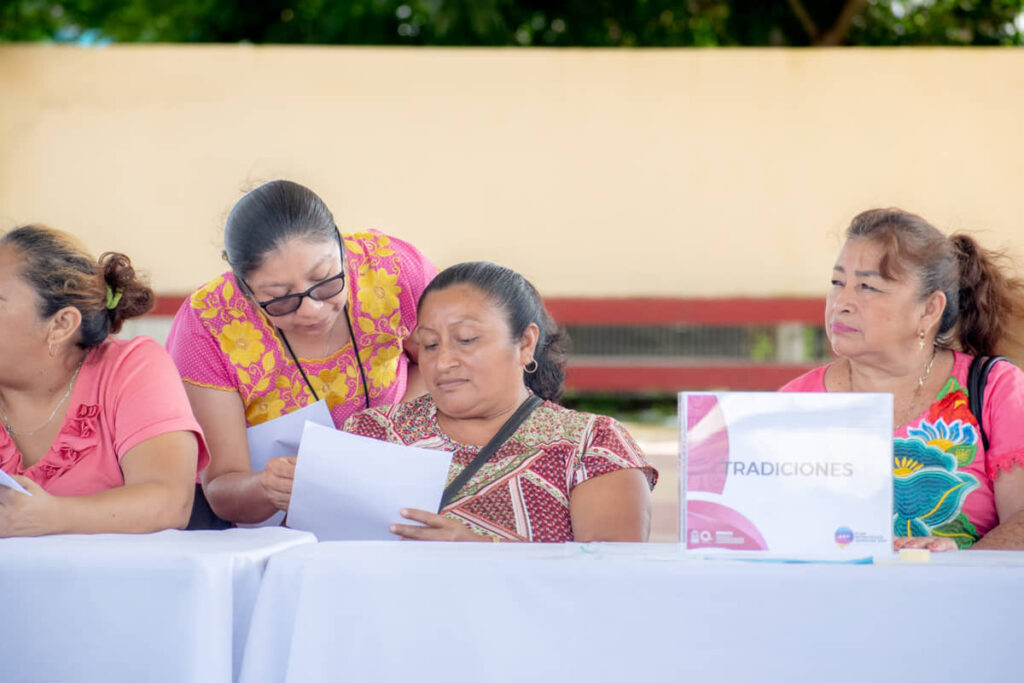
left=2, top=0, right=1022, bottom=45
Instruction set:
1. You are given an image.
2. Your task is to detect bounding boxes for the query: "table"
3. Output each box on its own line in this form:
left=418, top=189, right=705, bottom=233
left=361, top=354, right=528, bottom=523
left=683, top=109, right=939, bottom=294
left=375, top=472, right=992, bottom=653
left=240, top=542, right=1024, bottom=683
left=1, top=527, right=315, bottom=683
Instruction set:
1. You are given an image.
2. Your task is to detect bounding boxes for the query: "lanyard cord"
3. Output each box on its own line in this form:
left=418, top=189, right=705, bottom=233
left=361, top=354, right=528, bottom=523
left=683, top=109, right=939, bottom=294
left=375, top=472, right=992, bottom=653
left=343, top=306, right=372, bottom=409
left=277, top=304, right=371, bottom=409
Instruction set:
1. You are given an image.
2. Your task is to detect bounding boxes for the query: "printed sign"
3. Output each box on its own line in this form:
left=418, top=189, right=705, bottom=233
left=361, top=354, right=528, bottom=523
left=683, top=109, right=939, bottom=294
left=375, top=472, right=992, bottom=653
left=680, top=392, right=894, bottom=558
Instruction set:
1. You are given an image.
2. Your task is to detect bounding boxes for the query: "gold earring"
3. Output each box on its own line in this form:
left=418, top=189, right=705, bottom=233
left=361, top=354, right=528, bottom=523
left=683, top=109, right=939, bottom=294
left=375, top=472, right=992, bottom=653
left=918, top=330, right=926, bottom=351
left=524, top=358, right=538, bottom=374
left=48, top=342, right=56, bottom=358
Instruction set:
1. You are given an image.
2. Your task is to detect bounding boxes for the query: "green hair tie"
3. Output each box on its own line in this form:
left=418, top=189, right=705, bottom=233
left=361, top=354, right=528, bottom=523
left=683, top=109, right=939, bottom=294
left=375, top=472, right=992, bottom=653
left=105, top=284, right=123, bottom=310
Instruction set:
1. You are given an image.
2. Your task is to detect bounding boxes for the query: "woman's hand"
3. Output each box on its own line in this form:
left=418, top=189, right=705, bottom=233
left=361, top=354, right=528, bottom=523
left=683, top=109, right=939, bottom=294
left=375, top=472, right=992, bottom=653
left=390, top=508, right=493, bottom=542
left=893, top=536, right=958, bottom=552
left=0, top=477, right=65, bottom=537
left=260, top=456, right=296, bottom=511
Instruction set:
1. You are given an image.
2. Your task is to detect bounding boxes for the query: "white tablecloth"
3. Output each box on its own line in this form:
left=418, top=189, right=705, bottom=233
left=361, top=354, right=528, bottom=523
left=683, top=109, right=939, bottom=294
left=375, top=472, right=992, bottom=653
left=240, top=542, right=1024, bottom=683
left=0, top=527, right=316, bottom=683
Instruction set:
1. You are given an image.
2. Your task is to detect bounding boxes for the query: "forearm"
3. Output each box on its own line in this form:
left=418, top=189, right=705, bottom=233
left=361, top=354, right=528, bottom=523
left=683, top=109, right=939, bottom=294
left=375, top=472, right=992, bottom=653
left=971, top=509, right=1024, bottom=550
left=204, top=471, right=279, bottom=524
left=51, top=481, right=193, bottom=534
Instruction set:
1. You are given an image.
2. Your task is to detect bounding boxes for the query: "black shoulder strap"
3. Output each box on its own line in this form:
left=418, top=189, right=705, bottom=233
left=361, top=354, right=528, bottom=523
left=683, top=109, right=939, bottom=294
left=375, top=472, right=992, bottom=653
left=968, top=355, right=1009, bottom=451
left=438, top=394, right=543, bottom=511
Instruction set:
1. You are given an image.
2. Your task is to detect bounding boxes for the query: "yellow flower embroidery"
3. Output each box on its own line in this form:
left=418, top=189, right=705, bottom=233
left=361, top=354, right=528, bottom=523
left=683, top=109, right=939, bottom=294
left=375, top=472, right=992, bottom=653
left=218, top=319, right=266, bottom=367
left=190, top=275, right=225, bottom=311
left=246, top=390, right=286, bottom=426
left=357, top=268, right=402, bottom=319
left=894, top=456, right=924, bottom=477
left=316, top=367, right=356, bottom=409
left=367, top=345, right=402, bottom=389
left=925, top=438, right=955, bottom=452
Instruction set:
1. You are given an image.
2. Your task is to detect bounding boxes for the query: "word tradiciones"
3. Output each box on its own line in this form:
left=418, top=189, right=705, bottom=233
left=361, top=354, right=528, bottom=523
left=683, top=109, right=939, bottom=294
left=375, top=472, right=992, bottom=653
left=722, top=461, right=854, bottom=477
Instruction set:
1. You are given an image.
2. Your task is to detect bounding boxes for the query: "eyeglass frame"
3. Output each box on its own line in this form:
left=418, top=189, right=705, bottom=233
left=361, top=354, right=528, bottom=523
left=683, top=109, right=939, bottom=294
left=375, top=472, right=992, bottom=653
left=234, top=230, right=348, bottom=317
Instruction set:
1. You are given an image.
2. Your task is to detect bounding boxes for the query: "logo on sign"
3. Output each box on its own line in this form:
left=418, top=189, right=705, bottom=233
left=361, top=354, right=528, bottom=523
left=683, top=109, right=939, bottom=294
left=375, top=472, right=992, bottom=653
left=689, top=529, right=713, bottom=545
left=834, top=526, right=854, bottom=547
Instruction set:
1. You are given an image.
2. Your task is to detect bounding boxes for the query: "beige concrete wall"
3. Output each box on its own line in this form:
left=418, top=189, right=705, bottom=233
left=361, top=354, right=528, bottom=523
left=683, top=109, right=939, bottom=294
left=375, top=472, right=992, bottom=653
left=1, top=45, right=1021, bottom=297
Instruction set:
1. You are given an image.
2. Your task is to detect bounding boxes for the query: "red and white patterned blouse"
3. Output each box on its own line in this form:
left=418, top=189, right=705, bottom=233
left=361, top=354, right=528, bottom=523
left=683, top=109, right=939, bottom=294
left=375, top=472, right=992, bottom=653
left=344, top=395, right=658, bottom=542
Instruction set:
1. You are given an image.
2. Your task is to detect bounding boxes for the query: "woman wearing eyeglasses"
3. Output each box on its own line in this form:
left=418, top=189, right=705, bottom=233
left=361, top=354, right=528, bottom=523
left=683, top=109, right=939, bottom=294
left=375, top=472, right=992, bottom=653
left=166, top=180, right=436, bottom=526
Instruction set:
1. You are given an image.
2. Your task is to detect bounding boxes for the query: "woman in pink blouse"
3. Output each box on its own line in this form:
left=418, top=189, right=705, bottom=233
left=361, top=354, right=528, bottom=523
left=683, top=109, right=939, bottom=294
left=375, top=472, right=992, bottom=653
left=167, top=180, right=436, bottom=526
left=0, top=225, right=208, bottom=536
left=781, top=209, right=1024, bottom=551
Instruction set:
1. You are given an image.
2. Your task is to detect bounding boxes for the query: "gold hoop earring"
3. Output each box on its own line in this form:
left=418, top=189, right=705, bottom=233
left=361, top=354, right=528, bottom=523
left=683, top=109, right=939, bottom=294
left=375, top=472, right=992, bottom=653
left=524, top=359, right=538, bottom=374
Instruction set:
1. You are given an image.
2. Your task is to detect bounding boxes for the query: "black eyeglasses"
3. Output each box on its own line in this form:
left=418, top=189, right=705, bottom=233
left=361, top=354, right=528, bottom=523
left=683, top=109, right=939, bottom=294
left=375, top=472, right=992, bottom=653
left=238, top=271, right=347, bottom=317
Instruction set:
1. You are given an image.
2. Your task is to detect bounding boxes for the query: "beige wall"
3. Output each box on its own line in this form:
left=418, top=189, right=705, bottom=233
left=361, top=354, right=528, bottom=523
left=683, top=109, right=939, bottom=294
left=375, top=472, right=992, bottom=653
left=1, top=45, right=1022, bottom=297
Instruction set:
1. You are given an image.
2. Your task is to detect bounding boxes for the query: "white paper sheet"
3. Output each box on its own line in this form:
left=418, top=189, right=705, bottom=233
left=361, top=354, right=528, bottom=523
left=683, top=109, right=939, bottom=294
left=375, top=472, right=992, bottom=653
left=287, top=422, right=453, bottom=541
left=0, top=469, right=30, bottom=495
left=241, top=400, right=334, bottom=528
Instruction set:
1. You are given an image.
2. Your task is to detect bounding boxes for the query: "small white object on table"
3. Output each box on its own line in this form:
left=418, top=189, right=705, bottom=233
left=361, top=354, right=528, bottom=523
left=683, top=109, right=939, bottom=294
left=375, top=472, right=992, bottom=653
left=0, top=527, right=315, bottom=683
left=240, top=542, right=1024, bottom=683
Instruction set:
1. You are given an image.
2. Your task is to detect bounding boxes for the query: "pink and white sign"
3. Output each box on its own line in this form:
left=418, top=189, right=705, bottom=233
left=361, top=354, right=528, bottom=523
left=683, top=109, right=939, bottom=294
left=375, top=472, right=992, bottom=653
left=680, top=392, right=894, bottom=558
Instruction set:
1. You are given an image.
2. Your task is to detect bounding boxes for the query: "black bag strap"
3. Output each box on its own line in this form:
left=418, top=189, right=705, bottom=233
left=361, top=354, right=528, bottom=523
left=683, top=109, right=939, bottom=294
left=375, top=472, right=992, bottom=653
left=438, top=394, right=543, bottom=511
left=968, top=355, right=1009, bottom=452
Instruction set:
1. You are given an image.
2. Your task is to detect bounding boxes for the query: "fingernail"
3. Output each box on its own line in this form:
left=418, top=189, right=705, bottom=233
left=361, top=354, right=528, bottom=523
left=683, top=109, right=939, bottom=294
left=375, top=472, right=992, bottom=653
left=390, top=525, right=397, bottom=533
left=400, top=508, right=409, bottom=516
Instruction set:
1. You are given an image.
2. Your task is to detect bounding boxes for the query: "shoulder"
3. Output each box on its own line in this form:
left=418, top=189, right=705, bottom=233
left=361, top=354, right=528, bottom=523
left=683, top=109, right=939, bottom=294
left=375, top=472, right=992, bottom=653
left=343, top=230, right=435, bottom=285
left=87, top=336, right=167, bottom=370
left=779, top=365, right=829, bottom=392
left=342, top=229, right=424, bottom=259
left=953, top=351, right=1024, bottom=395
left=344, top=395, right=436, bottom=441
left=974, top=354, right=1024, bottom=404
left=172, top=272, right=254, bottom=324
left=524, top=402, right=637, bottom=448
left=186, top=272, right=239, bottom=308
left=82, top=337, right=184, bottom=399
left=342, top=230, right=398, bottom=267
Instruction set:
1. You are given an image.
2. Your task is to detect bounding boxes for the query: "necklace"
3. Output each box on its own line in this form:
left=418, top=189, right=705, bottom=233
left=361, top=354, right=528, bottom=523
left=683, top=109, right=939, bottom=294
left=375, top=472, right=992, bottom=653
left=848, top=347, right=938, bottom=428
left=1, top=362, right=84, bottom=437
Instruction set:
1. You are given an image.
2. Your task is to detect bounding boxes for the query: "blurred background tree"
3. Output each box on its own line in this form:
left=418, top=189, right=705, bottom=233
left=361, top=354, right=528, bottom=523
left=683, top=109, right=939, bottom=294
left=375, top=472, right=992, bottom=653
left=2, top=0, right=1022, bottom=45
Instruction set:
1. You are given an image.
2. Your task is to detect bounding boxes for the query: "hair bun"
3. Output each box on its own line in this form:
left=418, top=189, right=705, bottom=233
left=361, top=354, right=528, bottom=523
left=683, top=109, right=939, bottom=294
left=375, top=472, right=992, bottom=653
left=99, top=252, right=154, bottom=333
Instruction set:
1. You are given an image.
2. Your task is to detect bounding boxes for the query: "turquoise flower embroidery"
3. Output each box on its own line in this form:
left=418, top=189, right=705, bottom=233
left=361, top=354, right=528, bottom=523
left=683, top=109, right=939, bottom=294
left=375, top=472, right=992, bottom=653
left=907, top=418, right=977, bottom=467
left=893, top=438, right=978, bottom=541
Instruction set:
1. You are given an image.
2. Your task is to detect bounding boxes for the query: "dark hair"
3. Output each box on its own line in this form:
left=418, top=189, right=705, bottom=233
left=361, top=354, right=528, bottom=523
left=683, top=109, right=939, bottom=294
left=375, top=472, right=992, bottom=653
left=223, top=180, right=340, bottom=277
left=846, top=208, right=1024, bottom=357
left=1, top=225, right=154, bottom=348
left=418, top=261, right=568, bottom=402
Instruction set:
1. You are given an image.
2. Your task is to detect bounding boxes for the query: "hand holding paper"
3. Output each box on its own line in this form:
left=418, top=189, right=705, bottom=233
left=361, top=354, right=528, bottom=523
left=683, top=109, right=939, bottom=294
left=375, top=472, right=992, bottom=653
left=242, top=399, right=334, bottom=527
left=259, top=456, right=296, bottom=511
left=287, top=422, right=453, bottom=541
left=390, top=507, right=488, bottom=541
left=0, top=476, right=54, bottom=537
left=0, top=469, right=30, bottom=496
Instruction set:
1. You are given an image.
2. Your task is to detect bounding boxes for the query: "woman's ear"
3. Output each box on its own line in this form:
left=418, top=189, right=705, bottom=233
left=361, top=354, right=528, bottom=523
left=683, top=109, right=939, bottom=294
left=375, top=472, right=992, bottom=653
left=920, top=290, right=947, bottom=338
left=518, top=323, right=540, bottom=366
left=47, top=306, right=83, bottom=350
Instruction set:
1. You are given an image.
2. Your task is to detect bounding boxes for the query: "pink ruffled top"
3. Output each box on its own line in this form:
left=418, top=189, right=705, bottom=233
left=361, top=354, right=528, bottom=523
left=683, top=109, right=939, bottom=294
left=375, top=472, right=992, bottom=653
left=0, top=337, right=209, bottom=496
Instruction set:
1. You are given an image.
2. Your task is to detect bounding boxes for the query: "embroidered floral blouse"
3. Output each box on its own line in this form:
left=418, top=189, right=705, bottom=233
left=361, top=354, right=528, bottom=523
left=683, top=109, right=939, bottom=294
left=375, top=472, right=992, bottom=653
left=0, top=337, right=210, bottom=496
left=166, top=231, right=437, bottom=429
left=344, top=395, right=659, bottom=542
left=781, top=351, right=1024, bottom=547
